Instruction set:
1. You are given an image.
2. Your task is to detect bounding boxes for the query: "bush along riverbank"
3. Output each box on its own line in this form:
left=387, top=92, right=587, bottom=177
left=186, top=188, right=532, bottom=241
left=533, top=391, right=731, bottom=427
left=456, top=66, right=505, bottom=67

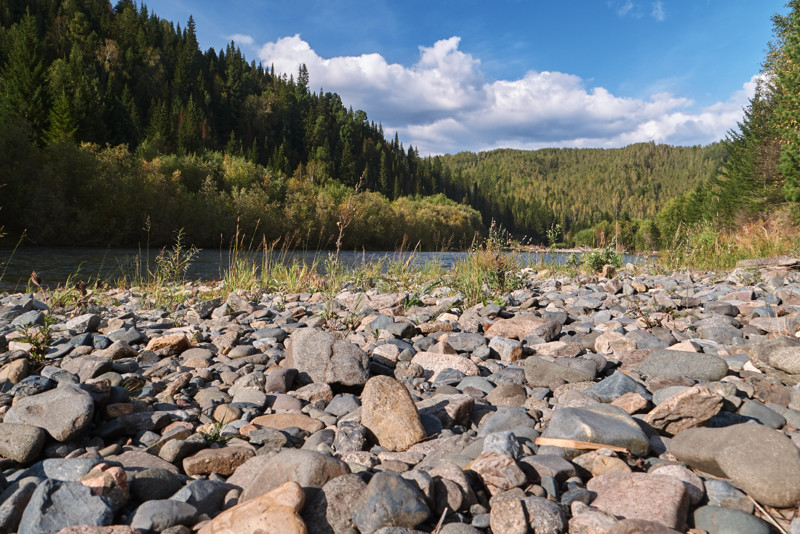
left=0, top=259, right=799, bottom=532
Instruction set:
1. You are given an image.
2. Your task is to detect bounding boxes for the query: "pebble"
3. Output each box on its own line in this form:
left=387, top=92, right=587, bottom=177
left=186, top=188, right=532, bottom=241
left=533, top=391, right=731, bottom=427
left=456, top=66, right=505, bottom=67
left=1, top=265, right=800, bottom=532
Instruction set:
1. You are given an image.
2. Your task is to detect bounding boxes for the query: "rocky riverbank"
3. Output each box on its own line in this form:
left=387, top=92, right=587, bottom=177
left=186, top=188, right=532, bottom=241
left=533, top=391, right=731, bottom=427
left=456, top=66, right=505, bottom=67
left=0, top=264, right=799, bottom=533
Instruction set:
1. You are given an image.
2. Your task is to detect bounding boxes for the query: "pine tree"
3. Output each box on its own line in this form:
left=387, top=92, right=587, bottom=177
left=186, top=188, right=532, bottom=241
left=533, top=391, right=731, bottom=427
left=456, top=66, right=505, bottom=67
left=0, top=10, right=47, bottom=141
left=776, top=0, right=800, bottom=202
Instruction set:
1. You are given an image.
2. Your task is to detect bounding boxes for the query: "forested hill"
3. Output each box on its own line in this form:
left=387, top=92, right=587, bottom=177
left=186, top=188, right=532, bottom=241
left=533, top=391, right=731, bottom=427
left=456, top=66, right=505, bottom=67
left=441, top=143, right=726, bottom=241
left=0, top=0, right=721, bottom=249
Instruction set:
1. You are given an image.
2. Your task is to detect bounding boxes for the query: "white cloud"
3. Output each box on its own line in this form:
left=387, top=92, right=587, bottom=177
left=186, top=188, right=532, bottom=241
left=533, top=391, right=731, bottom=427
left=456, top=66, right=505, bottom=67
left=257, top=35, right=755, bottom=155
left=228, top=33, right=255, bottom=47
left=652, top=1, right=665, bottom=21
left=615, top=1, right=635, bottom=17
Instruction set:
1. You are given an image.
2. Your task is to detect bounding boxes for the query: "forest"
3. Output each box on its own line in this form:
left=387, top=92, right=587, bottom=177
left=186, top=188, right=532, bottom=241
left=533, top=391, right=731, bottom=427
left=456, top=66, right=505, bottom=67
left=1, top=0, right=795, bottom=253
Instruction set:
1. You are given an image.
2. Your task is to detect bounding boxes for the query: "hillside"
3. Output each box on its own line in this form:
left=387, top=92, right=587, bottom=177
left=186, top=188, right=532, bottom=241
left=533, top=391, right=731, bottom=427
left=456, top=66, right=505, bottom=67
left=440, top=142, right=726, bottom=242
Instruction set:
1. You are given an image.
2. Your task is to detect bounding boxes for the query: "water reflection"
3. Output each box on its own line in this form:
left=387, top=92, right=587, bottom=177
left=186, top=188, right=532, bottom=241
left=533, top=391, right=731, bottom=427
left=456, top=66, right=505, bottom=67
left=0, top=247, right=648, bottom=292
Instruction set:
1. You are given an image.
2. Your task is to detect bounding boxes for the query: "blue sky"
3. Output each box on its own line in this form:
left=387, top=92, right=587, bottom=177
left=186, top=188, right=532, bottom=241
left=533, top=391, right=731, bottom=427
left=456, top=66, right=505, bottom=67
left=144, top=0, right=785, bottom=155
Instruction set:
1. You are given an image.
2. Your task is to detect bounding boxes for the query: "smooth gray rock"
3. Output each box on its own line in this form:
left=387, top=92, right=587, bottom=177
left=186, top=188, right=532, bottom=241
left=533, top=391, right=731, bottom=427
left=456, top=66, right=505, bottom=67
left=5, top=384, right=94, bottom=441
left=233, top=449, right=350, bottom=502
left=704, top=478, right=753, bottom=513
left=17, top=479, right=113, bottom=534
left=129, top=499, right=199, bottom=533
left=65, top=313, right=101, bottom=333
left=671, top=423, right=800, bottom=508
left=524, top=357, right=594, bottom=387
left=738, top=399, right=786, bottom=429
left=352, top=472, right=431, bottom=533
left=637, top=349, right=728, bottom=381
left=583, top=372, right=651, bottom=402
left=0, top=423, right=46, bottom=464
left=541, top=404, right=650, bottom=456
left=693, top=505, right=771, bottom=534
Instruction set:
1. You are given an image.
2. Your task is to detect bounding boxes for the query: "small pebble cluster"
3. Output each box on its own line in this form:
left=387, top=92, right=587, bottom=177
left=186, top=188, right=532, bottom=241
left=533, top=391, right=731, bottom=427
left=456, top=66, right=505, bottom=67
left=0, top=264, right=799, bottom=534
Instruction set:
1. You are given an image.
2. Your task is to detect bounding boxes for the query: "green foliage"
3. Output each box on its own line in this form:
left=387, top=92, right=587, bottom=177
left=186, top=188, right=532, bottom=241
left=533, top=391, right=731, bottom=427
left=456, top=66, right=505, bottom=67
left=777, top=1, right=800, bottom=203
left=16, top=315, right=55, bottom=363
left=582, top=245, right=623, bottom=273
left=441, top=142, right=722, bottom=244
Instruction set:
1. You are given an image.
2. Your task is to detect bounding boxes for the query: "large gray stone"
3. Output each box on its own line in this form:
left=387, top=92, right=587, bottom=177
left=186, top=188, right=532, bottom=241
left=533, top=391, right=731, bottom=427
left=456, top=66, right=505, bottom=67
left=17, top=479, right=113, bottom=534
left=541, top=404, right=650, bottom=456
left=637, top=349, right=728, bottom=381
left=352, top=472, right=430, bottom=533
left=524, top=357, right=594, bottom=388
left=129, top=499, right=199, bottom=532
left=693, top=505, right=771, bottom=534
left=670, top=423, right=800, bottom=508
left=286, top=328, right=369, bottom=386
left=0, top=423, right=46, bottom=464
left=303, top=474, right=368, bottom=534
left=232, top=449, right=350, bottom=502
left=5, top=385, right=94, bottom=441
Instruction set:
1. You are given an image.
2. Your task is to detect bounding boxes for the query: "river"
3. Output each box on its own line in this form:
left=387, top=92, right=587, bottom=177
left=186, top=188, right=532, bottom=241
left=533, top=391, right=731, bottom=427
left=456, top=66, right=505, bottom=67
left=0, top=247, right=650, bottom=292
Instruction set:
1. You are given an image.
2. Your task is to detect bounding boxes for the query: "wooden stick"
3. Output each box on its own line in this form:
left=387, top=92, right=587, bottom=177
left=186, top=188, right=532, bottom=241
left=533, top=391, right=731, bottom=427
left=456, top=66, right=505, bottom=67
left=748, top=495, right=789, bottom=534
left=432, top=507, right=448, bottom=534
left=534, top=437, right=630, bottom=455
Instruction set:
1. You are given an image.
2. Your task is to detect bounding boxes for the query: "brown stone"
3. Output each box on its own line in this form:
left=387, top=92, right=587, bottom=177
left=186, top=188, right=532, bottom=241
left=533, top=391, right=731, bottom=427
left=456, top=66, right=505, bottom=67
left=587, top=473, right=690, bottom=531
left=144, top=333, right=191, bottom=353
left=467, top=452, right=527, bottom=495
left=183, top=446, right=255, bottom=476
left=611, top=392, right=650, bottom=414
left=199, top=480, right=306, bottom=534
left=79, top=463, right=129, bottom=511
left=485, top=314, right=545, bottom=340
left=247, top=413, right=325, bottom=434
left=361, top=376, right=426, bottom=452
left=644, top=386, right=723, bottom=435
left=0, top=358, right=30, bottom=384
left=410, top=351, right=480, bottom=381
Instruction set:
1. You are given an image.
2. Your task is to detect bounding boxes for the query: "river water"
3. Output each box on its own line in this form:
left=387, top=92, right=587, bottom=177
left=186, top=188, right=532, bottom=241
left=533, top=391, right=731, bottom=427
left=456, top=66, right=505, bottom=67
left=0, top=247, right=650, bottom=292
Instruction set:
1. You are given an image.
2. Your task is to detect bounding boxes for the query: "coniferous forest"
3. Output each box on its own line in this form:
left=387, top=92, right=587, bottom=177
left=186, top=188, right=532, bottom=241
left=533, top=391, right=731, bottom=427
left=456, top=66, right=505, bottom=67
left=3, top=0, right=788, bottom=253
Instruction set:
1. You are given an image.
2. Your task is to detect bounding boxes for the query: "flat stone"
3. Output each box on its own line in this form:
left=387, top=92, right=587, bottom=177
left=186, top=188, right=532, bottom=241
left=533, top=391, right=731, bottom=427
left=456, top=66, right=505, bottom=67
left=410, top=352, right=480, bottom=381
left=541, top=404, right=650, bottom=456
left=670, top=423, right=800, bottom=508
left=198, top=481, right=306, bottom=534
left=587, top=472, right=689, bottom=530
left=467, top=452, right=527, bottom=494
left=361, top=376, right=427, bottom=452
left=182, top=446, right=255, bottom=476
left=693, top=505, right=771, bottom=534
left=644, top=385, right=723, bottom=435
left=524, top=357, right=594, bottom=388
left=649, top=464, right=705, bottom=506
left=583, top=372, right=650, bottom=403
left=5, top=384, right=94, bottom=442
left=637, top=350, right=728, bottom=381
left=246, top=413, right=325, bottom=434
left=144, top=333, right=190, bottom=353
left=233, top=449, right=349, bottom=503
left=485, top=315, right=545, bottom=340
left=129, top=499, right=198, bottom=533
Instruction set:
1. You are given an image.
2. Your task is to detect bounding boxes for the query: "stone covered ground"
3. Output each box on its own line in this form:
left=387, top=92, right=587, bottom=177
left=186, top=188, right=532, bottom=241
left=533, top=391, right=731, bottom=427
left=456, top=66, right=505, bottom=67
left=0, top=265, right=800, bottom=533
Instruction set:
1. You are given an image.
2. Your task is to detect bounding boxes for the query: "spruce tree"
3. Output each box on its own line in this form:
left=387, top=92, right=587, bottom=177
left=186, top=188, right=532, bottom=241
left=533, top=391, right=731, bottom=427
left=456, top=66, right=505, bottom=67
left=0, top=10, right=47, bottom=141
left=776, top=0, right=800, bottom=202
